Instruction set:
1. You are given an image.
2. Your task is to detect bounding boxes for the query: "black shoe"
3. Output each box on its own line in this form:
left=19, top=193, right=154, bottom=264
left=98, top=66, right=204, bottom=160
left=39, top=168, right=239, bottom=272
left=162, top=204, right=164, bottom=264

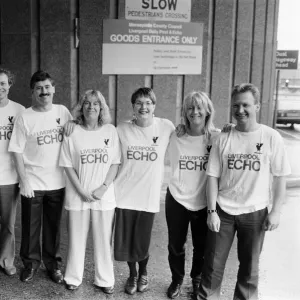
left=167, top=281, right=181, bottom=299
left=48, top=268, right=64, bottom=284
left=125, top=276, right=138, bottom=295
left=66, top=284, right=79, bottom=291
left=137, top=275, right=149, bottom=292
left=20, top=268, right=37, bottom=282
left=100, top=286, right=114, bottom=294
left=192, top=280, right=200, bottom=297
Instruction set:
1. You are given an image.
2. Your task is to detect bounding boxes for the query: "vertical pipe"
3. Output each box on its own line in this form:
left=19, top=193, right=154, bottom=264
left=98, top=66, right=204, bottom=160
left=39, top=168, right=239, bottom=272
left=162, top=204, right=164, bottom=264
left=31, top=0, right=40, bottom=73
left=273, top=69, right=280, bottom=128
left=176, top=75, right=184, bottom=125
left=108, top=0, right=118, bottom=125
left=70, top=0, right=79, bottom=109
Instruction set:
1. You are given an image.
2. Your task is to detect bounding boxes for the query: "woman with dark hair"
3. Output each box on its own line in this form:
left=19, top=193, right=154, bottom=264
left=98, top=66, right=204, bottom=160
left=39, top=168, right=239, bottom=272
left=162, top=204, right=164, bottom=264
left=114, top=87, right=175, bottom=295
left=59, top=90, right=120, bottom=294
left=165, top=91, right=220, bottom=299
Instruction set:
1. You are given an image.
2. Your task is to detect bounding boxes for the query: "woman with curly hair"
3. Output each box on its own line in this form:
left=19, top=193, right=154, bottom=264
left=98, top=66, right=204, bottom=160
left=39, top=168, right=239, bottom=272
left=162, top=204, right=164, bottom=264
left=59, top=90, right=121, bottom=294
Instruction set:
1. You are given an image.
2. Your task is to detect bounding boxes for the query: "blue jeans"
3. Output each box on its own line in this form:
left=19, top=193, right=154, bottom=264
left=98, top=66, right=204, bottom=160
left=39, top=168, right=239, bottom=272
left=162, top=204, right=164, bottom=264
left=198, top=206, right=268, bottom=300
left=165, top=188, right=208, bottom=284
left=0, top=184, right=19, bottom=269
left=20, top=188, right=65, bottom=270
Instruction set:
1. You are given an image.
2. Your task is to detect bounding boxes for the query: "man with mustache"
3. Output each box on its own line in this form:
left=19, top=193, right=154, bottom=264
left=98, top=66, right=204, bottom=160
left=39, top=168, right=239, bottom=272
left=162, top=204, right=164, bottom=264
left=8, top=70, right=72, bottom=283
left=198, top=83, right=291, bottom=300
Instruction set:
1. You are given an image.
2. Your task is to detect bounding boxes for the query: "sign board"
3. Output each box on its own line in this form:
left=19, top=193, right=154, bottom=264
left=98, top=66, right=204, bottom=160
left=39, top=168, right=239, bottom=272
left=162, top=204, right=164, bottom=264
left=276, top=50, right=298, bottom=69
left=125, top=0, right=191, bottom=23
left=102, top=19, right=203, bottom=75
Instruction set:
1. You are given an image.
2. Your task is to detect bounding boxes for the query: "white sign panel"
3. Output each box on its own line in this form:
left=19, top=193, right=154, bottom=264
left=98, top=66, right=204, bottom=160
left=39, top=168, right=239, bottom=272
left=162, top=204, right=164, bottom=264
left=102, top=19, right=203, bottom=75
left=125, top=0, right=191, bottom=23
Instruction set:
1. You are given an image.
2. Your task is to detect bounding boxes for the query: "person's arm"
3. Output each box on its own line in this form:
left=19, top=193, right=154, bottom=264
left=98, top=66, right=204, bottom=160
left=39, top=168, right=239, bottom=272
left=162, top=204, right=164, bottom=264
left=64, top=167, right=97, bottom=203
left=206, top=175, right=220, bottom=232
left=12, top=153, right=34, bottom=198
left=263, top=175, right=286, bottom=231
left=92, top=164, right=119, bottom=200
left=63, top=120, right=78, bottom=137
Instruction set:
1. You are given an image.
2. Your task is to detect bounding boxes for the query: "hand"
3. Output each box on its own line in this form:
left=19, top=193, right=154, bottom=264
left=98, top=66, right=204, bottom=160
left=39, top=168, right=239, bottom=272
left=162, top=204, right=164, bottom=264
left=221, top=123, right=235, bottom=133
left=91, top=185, right=108, bottom=200
left=63, top=120, right=77, bottom=137
left=207, top=213, right=220, bottom=232
left=263, top=211, right=280, bottom=231
left=79, top=190, right=97, bottom=203
left=175, top=124, right=186, bottom=137
left=20, top=180, right=35, bottom=198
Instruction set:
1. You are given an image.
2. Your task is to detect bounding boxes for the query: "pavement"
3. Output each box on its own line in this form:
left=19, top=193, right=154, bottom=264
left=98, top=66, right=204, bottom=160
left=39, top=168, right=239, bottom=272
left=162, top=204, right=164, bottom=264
left=0, top=128, right=299, bottom=300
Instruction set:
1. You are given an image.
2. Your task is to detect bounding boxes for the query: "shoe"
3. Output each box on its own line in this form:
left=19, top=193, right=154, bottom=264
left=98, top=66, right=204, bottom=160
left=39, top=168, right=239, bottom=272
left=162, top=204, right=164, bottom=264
left=125, top=276, right=138, bottom=295
left=20, top=268, right=37, bottom=282
left=66, top=284, right=78, bottom=291
left=192, top=280, right=200, bottom=297
left=100, top=286, right=114, bottom=294
left=2, top=265, right=16, bottom=276
left=167, top=281, right=181, bottom=299
left=137, top=274, right=148, bottom=292
left=48, top=268, right=64, bottom=284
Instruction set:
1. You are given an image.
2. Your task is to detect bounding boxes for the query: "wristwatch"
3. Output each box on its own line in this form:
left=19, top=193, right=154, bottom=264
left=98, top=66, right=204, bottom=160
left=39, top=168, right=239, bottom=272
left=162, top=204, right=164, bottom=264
left=207, top=209, right=217, bottom=214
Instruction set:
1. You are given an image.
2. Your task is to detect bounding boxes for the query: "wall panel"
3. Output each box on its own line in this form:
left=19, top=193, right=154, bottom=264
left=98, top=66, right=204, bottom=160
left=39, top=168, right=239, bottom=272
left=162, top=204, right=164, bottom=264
left=0, top=0, right=280, bottom=126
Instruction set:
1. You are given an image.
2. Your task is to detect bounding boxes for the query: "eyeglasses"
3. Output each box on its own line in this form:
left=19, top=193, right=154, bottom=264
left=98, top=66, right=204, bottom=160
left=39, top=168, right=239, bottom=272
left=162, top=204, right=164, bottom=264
left=134, top=101, right=153, bottom=107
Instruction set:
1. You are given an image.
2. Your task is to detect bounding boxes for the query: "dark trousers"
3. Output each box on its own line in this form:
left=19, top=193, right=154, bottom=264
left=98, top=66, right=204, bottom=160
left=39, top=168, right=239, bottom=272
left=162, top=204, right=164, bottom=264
left=165, top=188, right=208, bottom=284
left=198, top=206, right=268, bottom=300
left=20, top=188, right=65, bottom=270
left=0, top=184, right=19, bottom=268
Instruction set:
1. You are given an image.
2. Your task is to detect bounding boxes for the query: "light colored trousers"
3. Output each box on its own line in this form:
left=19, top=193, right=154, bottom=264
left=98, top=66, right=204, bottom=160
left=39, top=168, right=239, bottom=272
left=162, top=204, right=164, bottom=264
left=0, top=184, right=19, bottom=269
left=64, top=209, right=115, bottom=287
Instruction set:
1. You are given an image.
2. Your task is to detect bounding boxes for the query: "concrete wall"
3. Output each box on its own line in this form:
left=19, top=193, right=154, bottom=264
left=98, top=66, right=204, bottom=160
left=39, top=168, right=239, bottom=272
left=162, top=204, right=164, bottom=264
left=0, top=0, right=279, bottom=127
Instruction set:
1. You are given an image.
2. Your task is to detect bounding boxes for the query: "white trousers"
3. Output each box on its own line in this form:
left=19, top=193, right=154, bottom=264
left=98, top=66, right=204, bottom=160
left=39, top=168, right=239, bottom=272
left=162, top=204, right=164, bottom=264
left=64, top=209, right=115, bottom=287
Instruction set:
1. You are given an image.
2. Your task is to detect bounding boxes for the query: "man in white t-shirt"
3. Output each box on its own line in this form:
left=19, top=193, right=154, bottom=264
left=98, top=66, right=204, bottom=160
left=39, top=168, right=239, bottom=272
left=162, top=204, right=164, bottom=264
left=0, top=68, right=25, bottom=276
left=8, top=70, right=72, bottom=283
left=198, top=83, right=291, bottom=300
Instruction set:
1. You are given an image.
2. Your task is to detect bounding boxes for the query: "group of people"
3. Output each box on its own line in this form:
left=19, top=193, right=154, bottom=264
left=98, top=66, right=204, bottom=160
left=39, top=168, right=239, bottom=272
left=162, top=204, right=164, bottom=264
left=0, top=67, right=290, bottom=300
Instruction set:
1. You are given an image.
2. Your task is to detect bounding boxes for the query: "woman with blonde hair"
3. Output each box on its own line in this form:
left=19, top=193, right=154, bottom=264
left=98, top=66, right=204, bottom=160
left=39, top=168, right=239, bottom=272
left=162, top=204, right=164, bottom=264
left=59, top=90, right=121, bottom=294
left=165, top=91, right=220, bottom=299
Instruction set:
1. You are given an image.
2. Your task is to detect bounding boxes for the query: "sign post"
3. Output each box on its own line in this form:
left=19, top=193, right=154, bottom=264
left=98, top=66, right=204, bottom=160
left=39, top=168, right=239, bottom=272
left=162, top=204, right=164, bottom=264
left=276, top=50, right=298, bottom=70
left=273, top=50, right=299, bottom=128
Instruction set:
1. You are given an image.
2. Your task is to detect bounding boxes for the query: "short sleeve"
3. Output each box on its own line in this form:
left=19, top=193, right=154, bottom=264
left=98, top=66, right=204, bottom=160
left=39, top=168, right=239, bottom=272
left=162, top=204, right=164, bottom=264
left=111, top=126, right=121, bottom=165
left=270, top=132, right=291, bottom=176
left=206, top=135, right=222, bottom=178
left=8, top=115, right=27, bottom=154
left=59, top=136, right=73, bottom=168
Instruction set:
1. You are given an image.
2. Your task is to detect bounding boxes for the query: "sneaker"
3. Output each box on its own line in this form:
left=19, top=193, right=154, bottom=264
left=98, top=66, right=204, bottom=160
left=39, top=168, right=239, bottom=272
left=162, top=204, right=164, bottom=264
left=137, top=274, right=148, bottom=292
left=125, top=276, right=138, bottom=295
left=167, top=281, right=181, bottom=299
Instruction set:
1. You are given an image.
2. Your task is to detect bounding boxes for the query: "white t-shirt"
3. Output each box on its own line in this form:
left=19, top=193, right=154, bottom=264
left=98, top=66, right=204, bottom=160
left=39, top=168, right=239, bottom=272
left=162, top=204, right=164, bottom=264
left=0, top=100, right=25, bottom=185
left=8, top=104, right=72, bottom=190
left=206, top=125, right=291, bottom=215
left=168, top=131, right=220, bottom=211
left=59, top=124, right=121, bottom=211
left=115, top=118, right=175, bottom=213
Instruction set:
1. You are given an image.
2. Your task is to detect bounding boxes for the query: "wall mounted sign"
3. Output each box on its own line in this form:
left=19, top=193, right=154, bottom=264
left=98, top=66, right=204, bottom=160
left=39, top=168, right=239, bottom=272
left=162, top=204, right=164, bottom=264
left=102, top=19, right=203, bottom=75
left=125, top=0, right=191, bottom=23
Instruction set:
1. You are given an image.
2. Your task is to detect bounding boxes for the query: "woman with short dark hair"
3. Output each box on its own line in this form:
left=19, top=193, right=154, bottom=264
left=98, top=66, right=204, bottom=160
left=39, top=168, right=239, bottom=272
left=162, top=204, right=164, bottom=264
left=114, top=87, right=175, bottom=295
